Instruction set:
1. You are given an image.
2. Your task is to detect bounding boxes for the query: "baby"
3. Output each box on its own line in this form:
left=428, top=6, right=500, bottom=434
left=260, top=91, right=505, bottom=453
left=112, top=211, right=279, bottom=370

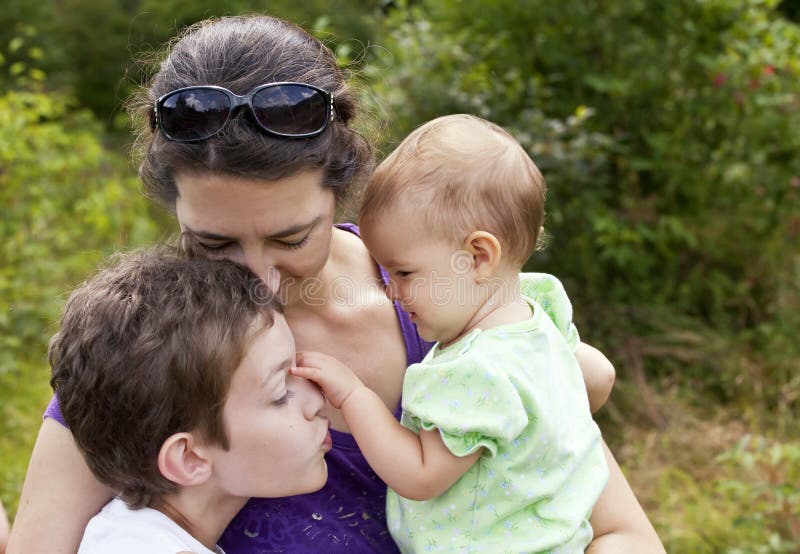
left=295, top=114, right=609, bottom=552
left=49, top=246, right=331, bottom=553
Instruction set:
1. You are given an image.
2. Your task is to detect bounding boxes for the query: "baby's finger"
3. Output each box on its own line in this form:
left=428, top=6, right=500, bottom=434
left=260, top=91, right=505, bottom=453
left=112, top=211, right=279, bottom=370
left=291, top=365, right=321, bottom=382
left=292, top=366, right=345, bottom=408
left=295, top=350, right=325, bottom=367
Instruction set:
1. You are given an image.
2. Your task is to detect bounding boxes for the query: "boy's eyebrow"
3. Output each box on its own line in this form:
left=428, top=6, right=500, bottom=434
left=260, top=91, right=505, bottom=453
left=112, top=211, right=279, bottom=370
left=184, top=218, right=320, bottom=241
left=261, top=355, right=294, bottom=389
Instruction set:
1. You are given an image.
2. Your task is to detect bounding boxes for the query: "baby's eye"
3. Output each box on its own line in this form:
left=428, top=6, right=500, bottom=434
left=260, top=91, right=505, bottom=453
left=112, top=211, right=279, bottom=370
left=396, top=270, right=412, bottom=278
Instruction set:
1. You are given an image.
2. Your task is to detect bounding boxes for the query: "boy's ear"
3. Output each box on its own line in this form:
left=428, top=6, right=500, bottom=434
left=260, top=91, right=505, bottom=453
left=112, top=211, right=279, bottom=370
left=158, top=432, right=213, bottom=487
left=462, top=231, right=502, bottom=279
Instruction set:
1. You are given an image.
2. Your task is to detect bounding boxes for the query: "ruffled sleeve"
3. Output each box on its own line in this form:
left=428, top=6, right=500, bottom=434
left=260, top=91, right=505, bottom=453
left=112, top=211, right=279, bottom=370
left=401, top=349, right=529, bottom=458
left=519, top=272, right=580, bottom=350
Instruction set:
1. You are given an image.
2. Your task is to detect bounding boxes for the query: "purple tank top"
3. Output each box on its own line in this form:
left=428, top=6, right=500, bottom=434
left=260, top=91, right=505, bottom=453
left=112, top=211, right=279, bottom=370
left=44, top=223, right=432, bottom=553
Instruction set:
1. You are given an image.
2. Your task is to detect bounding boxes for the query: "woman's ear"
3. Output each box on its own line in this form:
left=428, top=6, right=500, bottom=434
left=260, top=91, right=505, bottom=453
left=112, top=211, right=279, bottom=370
left=462, top=231, right=502, bottom=279
left=158, top=432, right=213, bottom=487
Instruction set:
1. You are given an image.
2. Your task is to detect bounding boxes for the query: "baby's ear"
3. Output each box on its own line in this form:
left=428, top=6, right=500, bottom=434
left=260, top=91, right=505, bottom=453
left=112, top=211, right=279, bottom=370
left=463, top=231, right=502, bottom=279
left=158, top=432, right=213, bottom=487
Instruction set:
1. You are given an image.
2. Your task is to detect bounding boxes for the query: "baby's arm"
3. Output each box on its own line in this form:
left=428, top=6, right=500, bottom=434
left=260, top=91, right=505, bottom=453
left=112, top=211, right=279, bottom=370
left=294, top=352, right=482, bottom=501
left=575, top=342, right=616, bottom=413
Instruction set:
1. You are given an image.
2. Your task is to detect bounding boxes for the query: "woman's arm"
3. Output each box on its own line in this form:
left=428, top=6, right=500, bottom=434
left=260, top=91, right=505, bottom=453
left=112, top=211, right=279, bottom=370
left=575, top=342, right=616, bottom=413
left=0, top=496, right=9, bottom=554
left=7, top=418, right=113, bottom=554
left=587, top=441, right=664, bottom=553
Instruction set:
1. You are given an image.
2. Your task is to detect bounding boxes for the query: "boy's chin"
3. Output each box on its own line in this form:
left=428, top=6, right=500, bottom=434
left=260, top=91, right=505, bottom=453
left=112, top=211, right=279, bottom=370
left=302, top=465, right=328, bottom=495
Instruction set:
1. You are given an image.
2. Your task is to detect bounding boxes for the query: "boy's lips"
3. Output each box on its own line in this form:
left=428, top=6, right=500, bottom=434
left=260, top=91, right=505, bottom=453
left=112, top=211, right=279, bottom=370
left=322, top=422, right=332, bottom=451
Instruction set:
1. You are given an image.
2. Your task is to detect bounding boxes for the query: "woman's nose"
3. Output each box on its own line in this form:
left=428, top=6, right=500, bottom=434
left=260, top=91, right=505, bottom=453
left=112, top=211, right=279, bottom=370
left=288, top=373, right=325, bottom=419
left=242, top=249, right=281, bottom=291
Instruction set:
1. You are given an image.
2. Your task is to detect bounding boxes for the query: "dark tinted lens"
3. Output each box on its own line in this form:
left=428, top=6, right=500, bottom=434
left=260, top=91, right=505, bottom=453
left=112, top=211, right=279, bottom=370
left=159, top=89, right=231, bottom=141
left=251, top=84, right=328, bottom=136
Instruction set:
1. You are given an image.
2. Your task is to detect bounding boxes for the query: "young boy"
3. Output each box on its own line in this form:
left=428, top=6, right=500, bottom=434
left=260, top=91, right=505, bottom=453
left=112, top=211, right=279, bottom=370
left=295, top=114, right=609, bottom=552
left=49, top=246, right=332, bottom=553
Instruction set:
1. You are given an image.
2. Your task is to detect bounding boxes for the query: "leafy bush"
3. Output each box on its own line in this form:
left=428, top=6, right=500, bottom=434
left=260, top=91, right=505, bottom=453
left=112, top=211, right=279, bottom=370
left=8, top=0, right=381, bottom=128
left=367, top=3, right=800, bottom=546
left=0, top=87, right=162, bottom=513
left=366, top=0, right=800, bottom=409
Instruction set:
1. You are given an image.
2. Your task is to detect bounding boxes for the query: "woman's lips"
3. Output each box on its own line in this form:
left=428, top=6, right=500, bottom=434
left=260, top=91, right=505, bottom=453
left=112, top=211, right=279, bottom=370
left=322, top=427, right=332, bottom=451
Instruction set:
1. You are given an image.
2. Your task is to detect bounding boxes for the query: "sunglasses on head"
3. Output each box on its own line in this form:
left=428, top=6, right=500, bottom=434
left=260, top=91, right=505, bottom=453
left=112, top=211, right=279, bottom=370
left=151, top=82, right=335, bottom=142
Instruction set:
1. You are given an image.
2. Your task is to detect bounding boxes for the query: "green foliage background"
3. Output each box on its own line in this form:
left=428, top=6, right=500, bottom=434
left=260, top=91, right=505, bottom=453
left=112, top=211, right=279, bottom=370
left=1, top=0, right=799, bottom=551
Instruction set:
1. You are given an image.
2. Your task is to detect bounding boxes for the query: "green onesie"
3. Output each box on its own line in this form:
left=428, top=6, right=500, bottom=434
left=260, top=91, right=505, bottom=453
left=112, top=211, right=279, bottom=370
left=386, top=273, right=609, bottom=553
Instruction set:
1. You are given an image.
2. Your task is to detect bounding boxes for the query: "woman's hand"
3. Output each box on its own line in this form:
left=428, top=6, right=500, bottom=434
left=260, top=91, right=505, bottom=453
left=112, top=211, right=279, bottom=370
left=587, top=442, right=665, bottom=553
left=294, top=351, right=367, bottom=409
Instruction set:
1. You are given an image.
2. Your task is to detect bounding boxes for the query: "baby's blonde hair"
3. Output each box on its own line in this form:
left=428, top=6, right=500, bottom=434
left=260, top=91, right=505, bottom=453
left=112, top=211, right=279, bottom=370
left=359, top=114, right=546, bottom=266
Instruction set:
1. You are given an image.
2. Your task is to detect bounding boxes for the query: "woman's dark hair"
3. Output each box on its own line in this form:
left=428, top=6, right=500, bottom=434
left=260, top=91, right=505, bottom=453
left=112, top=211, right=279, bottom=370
left=131, top=15, right=372, bottom=207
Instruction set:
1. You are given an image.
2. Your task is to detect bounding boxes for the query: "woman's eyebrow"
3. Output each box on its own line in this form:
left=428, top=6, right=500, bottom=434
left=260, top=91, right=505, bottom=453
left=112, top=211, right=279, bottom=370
left=270, top=217, right=320, bottom=239
left=184, top=225, right=231, bottom=241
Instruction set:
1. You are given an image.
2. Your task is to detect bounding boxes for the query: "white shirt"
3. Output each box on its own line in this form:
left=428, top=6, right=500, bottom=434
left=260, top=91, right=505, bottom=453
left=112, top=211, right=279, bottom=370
left=79, top=497, right=225, bottom=554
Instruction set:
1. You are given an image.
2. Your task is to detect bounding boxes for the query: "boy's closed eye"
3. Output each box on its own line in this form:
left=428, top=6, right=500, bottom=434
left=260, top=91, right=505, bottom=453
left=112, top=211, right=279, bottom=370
left=261, top=357, right=294, bottom=406
left=272, top=389, right=295, bottom=406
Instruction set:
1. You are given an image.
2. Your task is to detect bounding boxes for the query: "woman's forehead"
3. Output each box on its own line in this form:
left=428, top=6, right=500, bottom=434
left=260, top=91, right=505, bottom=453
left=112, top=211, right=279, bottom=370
left=175, top=169, right=332, bottom=235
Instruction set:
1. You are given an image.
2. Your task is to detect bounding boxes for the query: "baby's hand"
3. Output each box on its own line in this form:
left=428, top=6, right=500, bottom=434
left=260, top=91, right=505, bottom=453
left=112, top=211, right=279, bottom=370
left=294, top=351, right=365, bottom=409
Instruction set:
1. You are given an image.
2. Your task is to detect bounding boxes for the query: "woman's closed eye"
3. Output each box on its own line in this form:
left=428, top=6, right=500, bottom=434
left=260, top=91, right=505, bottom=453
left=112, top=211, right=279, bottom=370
left=277, top=234, right=310, bottom=250
left=180, top=231, right=234, bottom=256
left=197, top=240, right=233, bottom=251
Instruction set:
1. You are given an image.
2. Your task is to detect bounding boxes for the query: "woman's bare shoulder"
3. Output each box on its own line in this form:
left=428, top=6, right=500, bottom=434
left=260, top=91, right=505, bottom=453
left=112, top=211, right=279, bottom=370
left=331, top=225, right=383, bottom=282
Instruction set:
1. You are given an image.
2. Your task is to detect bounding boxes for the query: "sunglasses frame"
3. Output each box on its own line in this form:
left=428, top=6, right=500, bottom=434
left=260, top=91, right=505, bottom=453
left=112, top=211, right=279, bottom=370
left=152, top=81, right=335, bottom=142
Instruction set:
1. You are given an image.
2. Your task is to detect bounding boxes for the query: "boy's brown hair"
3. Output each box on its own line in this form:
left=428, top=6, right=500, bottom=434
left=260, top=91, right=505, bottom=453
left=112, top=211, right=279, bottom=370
left=360, top=114, right=546, bottom=266
left=49, top=246, right=280, bottom=507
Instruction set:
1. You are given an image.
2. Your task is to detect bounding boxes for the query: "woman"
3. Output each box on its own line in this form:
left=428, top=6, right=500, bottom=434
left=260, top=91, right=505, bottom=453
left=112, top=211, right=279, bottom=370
left=8, top=15, right=662, bottom=553
left=0, top=498, right=8, bottom=554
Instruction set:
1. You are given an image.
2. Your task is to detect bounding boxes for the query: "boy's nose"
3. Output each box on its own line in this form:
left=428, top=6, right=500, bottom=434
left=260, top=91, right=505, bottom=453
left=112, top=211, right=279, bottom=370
left=289, top=373, right=325, bottom=418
